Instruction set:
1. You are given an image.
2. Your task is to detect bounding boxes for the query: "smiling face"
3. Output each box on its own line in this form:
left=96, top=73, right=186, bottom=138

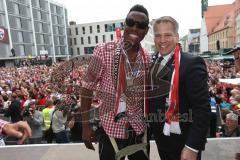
left=154, top=22, right=179, bottom=56
left=123, top=11, right=149, bottom=49
left=226, top=118, right=238, bottom=130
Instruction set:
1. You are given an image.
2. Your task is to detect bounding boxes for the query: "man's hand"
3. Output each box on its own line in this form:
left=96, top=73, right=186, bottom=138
left=82, top=124, right=95, bottom=150
left=181, top=146, right=198, bottom=160
left=2, top=121, right=32, bottom=144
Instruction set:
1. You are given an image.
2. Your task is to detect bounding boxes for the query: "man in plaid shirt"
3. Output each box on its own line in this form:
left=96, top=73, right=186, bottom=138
left=81, top=4, right=150, bottom=160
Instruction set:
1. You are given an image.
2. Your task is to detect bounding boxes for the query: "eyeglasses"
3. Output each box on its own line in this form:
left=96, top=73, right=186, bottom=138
left=125, top=18, right=149, bottom=29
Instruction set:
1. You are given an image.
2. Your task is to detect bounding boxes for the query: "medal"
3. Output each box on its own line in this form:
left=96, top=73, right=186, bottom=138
left=126, top=77, right=134, bottom=87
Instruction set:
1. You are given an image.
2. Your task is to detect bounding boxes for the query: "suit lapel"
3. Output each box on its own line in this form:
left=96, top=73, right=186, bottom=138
left=148, top=54, right=175, bottom=98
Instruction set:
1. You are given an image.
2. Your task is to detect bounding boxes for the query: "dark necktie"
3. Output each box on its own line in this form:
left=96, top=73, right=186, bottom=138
left=152, top=56, right=164, bottom=76
left=149, top=56, right=164, bottom=88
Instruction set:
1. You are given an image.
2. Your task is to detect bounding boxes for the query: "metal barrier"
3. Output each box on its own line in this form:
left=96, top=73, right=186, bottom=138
left=0, top=138, right=239, bottom=160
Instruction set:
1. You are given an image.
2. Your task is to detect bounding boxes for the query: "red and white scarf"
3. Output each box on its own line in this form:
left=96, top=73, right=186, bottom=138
left=163, top=43, right=182, bottom=136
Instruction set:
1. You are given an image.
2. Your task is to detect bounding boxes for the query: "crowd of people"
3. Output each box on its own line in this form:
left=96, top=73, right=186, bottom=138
left=206, top=59, right=240, bottom=138
left=0, top=58, right=90, bottom=145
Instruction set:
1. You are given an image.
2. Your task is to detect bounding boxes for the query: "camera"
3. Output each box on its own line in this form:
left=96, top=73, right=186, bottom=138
left=23, top=106, right=33, bottom=117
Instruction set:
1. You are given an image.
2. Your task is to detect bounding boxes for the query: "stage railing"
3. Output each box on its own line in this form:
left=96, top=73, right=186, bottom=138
left=0, top=138, right=239, bottom=160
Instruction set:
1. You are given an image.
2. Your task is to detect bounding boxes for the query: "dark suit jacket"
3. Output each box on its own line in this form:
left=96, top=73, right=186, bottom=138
left=148, top=52, right=211, bottom=153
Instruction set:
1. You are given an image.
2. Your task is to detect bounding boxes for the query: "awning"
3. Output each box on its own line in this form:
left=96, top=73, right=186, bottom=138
left=211, top=55, right=234, bottom=60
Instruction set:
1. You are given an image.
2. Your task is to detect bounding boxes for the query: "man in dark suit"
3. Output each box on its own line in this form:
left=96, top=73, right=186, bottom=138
left=148, top=16, right=211, bottom=160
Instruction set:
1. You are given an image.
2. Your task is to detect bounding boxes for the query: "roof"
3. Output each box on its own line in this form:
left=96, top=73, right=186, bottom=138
left=212, top=10, right=234, bottom=33
left=204, top=4, right=234, bottom=34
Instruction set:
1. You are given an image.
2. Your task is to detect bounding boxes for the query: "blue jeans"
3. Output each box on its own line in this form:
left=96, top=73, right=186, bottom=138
left=55, top=130, right=69, bottom=143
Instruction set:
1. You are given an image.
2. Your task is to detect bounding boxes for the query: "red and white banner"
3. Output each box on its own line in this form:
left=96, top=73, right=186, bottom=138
left=0, top=27, right=9, bottom=44
left=115, top=28, right=121, bottom=41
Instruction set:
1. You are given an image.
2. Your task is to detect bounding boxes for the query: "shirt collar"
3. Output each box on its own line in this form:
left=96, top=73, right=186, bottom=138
left=158, top=50, right=174, bottom=62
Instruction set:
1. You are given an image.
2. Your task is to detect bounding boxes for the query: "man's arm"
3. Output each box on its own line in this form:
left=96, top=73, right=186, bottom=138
left=1, top=120, right=32, bottom=144
left=80, top=87, right=95, bottom=150
left=184, top=56, right=211, bottom=149
left=80, top=44, right=104, bottom=150
left=181, top=56, right=211, bottom=160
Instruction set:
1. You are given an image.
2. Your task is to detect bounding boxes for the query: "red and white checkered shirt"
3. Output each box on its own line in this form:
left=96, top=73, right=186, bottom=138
left=82, top=41, right=150, bottom=139
left=0, top=119, right=9, bottom=135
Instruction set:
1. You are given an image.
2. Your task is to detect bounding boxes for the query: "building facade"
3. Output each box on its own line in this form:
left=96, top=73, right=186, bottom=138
left=235, top=0, right=240, bottom=47
left=68, top=19, right=154, bottom=56
left=208, top=27, right=234, bottom=52
left=200, top=4, right=234, bottom=53
left=180, top=35, right=188, bottom=52
left=188, top=29, right=200, bottom=54
left=236, top=13, right=240, bottom=46
left=0, top=0, right=69, bottom=66
left=200, top=17, right=208, bottom=53
left=208, top=10, right=234, bottom=52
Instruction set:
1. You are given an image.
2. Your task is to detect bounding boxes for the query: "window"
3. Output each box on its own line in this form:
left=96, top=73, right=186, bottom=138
left=74, top=38, right=77, bottom=45
left=105, top=24, right=107, bottom=32
left=121, top=22, right=124, bottom=29
left=104, top=24, right=114, bottom=32
left=84, top=46, right=95, bottom=54
left=103, top=35, right=105, bottom=42
left=112, top=23, right=115, bottom=30
left=110, top=34, right=113, bottom=41
left=97, top=25, right=100, bottom=33
left=17, top=31, right=23, bottom=42
left=44, top=35, right=50, bottom=44
left=81, top=37, right=84, bottom=45
left=75, top=27, right=78, bottom=35
left=88, top=36, right=91, bottom=44
left=77, top=47, right=80, bottom=55
left=82, top=26, right=85, bottom=34
left=95, top=36, right=98, bottom=43
left=69, top=28, right=71, bottom=35
left=39, top=22, right=43, bottom=32
left=71, top=48, right=73, bottom=55
left=69, top=38, right=72, bottom=46
left=0, top=15, right=6, bottom=26
left=0, top=0, right=4, bottom=11
left=90, top=26, right=92, bottom=34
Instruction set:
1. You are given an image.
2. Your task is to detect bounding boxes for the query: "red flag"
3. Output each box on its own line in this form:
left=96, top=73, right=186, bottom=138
left=115, top=28, right=121, bottom=41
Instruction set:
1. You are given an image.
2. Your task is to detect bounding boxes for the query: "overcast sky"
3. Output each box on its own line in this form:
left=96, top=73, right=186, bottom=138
left=55, top=0, right=235, bottom=37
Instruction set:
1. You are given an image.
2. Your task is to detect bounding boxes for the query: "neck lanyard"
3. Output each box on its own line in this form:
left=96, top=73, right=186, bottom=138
left=120, top=41, right=143, bottom=78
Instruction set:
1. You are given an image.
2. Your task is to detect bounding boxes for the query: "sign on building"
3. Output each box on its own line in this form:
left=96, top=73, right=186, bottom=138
left=40, top=50, right=48, bottom=55
left=0, top=27, right=9, bottom=44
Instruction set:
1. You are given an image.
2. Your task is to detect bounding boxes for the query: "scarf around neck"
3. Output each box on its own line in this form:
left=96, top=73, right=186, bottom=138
left=163, top=43, right=182, bottom=136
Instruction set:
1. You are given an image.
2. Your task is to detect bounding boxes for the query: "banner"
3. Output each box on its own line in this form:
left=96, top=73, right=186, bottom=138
left=219, top=78, right=240, bottom=85
left=0, top=26, right=9, bottom=44
left=115, top=22, right=122, bottom=41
